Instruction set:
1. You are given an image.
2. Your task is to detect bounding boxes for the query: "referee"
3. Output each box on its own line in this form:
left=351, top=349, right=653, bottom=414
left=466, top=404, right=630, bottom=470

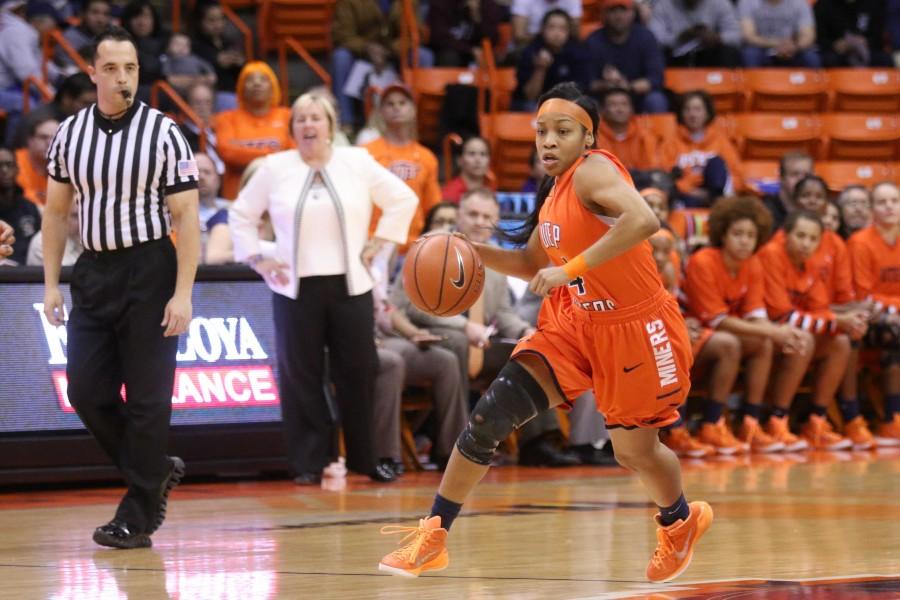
left=42, top=27, right=200, bottom=549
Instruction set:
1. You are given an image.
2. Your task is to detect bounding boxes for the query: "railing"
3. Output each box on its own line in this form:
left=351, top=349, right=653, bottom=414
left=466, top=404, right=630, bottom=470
left=399, top=0, right=420, bottom=82
left=222, top=4, right=254, bottom=62
left=442, top=133, right=463, bottom=183
left=22, top=76, right=54, bottom=114
left=277, top=37, right=331, bottom=105
left=150, top=80, right=207, bottom=152
left=42, top=28, right=90, bottom=83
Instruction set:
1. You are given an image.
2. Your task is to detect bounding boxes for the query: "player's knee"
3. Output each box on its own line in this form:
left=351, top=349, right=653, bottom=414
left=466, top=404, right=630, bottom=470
left=455, top=360, right=550, bottom=465
left=833, top=333, right=852, bottom=358
left=718, top=332, right=741, bottom=361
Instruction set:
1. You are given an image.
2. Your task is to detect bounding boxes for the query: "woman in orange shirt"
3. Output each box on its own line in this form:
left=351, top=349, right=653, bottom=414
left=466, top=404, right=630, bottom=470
left=758, top=211, right=857, bottom=451
left=378, top=82, right=711, bottom=584
left=660, top=91, right=742, bottom=208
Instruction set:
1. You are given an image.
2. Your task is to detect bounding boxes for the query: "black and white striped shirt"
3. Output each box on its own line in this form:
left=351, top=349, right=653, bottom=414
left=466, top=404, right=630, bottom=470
left=47, top=101, right=199, bottom=252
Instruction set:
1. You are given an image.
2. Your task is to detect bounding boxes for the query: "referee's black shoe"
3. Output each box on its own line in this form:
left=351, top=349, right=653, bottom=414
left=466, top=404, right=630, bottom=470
left=93, top=520, right=152, bottom=549
left=147, top=456, right=185, bottom=534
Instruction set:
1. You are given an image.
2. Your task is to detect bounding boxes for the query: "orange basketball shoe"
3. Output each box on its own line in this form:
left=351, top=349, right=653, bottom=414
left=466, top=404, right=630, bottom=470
left=697, top=418, right=745, bottom=455
left=664, top=427, right=715, bottom=458
left=379, top=516, right=449, bottom=577
left=876, top=414, right=900, bottom=446
left=842, top=416, right=875, bottom=450
left=800, top=414, right=852, bottom=451
left=737, top=415, right=785, bottom=453
left=764, top=415, right=809, bottom=452
left=646, top=501, right=714, bottom=583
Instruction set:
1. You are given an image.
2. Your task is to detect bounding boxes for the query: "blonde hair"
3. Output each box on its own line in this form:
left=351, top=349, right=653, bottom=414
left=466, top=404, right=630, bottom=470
left=290, top=92, right=338, bottom=142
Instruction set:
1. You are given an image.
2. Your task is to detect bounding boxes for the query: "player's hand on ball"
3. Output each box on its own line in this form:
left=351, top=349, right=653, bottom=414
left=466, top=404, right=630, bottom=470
left=529, top=266, right=570, bottom=296
left=43, top=287, right=66, bottom=326
left=162, top=295, right=192, bottom=337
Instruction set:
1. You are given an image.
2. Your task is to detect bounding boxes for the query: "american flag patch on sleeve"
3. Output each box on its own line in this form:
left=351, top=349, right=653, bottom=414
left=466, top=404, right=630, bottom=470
left=177, top=159, right=198, bottom=178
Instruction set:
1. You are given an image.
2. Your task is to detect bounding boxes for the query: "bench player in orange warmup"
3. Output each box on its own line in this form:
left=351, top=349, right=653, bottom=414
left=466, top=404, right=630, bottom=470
left=378, top=83, right=713, bottom=583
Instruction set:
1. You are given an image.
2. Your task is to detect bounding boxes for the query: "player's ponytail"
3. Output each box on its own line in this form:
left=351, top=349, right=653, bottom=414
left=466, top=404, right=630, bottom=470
left=501, top=83, right=598, bottom=247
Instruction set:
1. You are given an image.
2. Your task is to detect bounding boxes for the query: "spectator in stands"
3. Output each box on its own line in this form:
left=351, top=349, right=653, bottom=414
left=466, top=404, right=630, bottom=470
left=815, top=0, right=891, bottom=67
left=513, top=9, right=590, bottom=112
left=213, top=61, right=293, bottom=200
left=229, top=92, right=418, bottom=485
left=0, top=219, right=12, bottom=260
left=442, top=136, right=495, bottom=203
left=520, top=148, right=547, bottom=194
left=25, top=2, right=60, bottom=35
left=660, top=91, right=742, bottom=207
left=837, top=185, right=872, bottom=240
left=597, top=88, right=660, bottom=172
left=390, top=189, right=536, bottom=437
left=191, top=1, right=244, bottom=112
left=849, top=181, right=900, bottom=445
left=121, top=1, right=167, bottom=91
left=0, top=0, right=55, bottom=143
left=13, top=73, right=95, bottom=148
left=511, top=0, right=582, bottom=47
left=823, top=201, right=842, bottom=234
left=15, top=116, right=58, bottom=207
left=331, top=0, right=434, bottom=131
left=738, top=0, right=820, bottom=67
left=193, top=152, right=230, bottom=265
left=428, top=0, right=503, bottom=67
left=181, top=82, right=224, bottom=175
left=363, top=83, right=441, bottom=250
left=63, top=0, right=112, bottom=55
left=424, top=202, right=459, bottom=234
left=684, top=196, right=814, bottom=454
left=759, top=210, right=860, bottom=451
left=0, top=147, right=40, bottom=266
left=27, top=200, right=82, bottom=266
left=762, top=151, right=813, bottom=230
left=649, top=0, right=742, bottom=67
left=161, top=32, right=217, bottom=97
left=586, top=0, right=668, bottom=114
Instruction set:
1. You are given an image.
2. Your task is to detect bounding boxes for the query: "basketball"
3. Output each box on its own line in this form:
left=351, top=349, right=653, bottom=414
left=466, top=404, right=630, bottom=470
left=402, top=232, right=485, bottom=317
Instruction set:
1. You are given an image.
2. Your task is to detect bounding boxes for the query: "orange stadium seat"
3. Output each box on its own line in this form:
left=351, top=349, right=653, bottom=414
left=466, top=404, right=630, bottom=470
left=409, top=67, right=480, bottom=146
left=258, top=0, right=336, bottom=54
left=741, top=160, right=779, bottom=194
left=743, top=69, right=829, bottom=113
left=580, top=21, right=603, bottom=39
left=820, top=114, right=900, bottom=162
left=479, top=112, right=536, bottom=191
left=734, top=113, right=822, bottom=160
left=816, top=162, right=896, bottom=193
left=664, top=69, right=744, bottom=113
left=489, top=67, right=517, bottom=113
left=637, top=113, right=677, bottom=143
left=827, top=69, right=900, bottom=113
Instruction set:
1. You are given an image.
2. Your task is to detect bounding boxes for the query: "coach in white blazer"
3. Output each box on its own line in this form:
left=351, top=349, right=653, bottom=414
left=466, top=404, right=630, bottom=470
left=230, top=92, right=417, bottom=484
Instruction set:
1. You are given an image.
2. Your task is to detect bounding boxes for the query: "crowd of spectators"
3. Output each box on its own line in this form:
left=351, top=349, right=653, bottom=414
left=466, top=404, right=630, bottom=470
left=2, top=0, right=900, bottom=481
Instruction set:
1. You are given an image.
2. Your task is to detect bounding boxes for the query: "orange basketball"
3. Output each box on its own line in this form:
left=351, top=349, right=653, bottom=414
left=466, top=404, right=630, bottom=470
left=402, top=233, right=485, bottom=317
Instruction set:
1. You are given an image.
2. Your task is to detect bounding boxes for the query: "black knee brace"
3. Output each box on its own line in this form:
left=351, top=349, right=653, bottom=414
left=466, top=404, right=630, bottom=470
left=456, top=360, right=551, bottom=465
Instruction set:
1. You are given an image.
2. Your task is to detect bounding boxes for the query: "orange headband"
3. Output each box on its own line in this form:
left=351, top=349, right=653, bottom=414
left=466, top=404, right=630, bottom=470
left=537, top=98, right=594, bottom=133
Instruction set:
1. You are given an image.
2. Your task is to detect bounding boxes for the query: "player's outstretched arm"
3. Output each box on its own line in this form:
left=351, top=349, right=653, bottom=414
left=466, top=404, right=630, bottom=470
left=471, top=228, right=548, bottom=281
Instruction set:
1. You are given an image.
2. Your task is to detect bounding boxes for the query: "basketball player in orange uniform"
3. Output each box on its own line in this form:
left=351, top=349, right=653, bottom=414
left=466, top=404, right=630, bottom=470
left=378, top=83, right=712, bottom=583
left=684, top=197, right=813, bottom=453
left=847, top=182, right=900, bottom=445
left=758, top=211, right=857, bottom=450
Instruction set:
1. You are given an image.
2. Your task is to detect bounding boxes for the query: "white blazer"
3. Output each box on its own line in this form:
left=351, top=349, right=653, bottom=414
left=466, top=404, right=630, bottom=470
left=229, top=147, right=418, bottom=299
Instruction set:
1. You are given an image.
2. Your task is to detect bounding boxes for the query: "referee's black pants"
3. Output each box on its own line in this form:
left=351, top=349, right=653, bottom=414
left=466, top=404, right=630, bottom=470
left=66, top=238, right=178, bottom=534
left=273, top=275, right=378, bottom=476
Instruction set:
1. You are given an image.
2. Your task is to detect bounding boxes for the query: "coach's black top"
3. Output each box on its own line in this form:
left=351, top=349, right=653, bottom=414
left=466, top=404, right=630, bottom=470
left=46, top=101, right=199, bottom=252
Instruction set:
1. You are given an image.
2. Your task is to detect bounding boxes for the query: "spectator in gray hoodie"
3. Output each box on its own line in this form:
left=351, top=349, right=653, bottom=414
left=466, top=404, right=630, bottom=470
left=649, top=0, right=742, bottom=67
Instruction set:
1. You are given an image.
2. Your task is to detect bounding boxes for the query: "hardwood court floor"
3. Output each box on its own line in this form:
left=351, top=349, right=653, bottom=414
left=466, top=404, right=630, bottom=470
left=1, top=451, right=899, bottom=599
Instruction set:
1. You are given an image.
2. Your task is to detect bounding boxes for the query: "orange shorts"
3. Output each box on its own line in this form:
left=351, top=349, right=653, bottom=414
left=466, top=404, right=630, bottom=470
left=691, top=326, right=715, bottom=357
left=512, top=288, right=692, bottom=429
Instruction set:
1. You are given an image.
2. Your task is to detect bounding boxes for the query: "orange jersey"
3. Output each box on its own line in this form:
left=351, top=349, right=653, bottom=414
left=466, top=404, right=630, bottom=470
left=757, top=235, right=838, bottom=334
left=212, top=106, right=293, bottom=199
left=363, top=137, right=441, bottom=251
left=537, top=149, right=664, bottom=311
left=15, top=148, right=47, bottom=206
left=684, top=247, right=767, bottom=328
left=597, top=119, right=660, bottom=171
left=847, top=225, right=900, bottom=313
left=770, top=228, right=855, bottom=305
left=659, top=124, right=743, bottom=194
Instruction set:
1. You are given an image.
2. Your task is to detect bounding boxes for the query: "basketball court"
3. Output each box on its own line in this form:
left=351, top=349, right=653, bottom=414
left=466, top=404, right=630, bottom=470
left=1, top=451, right=898, bottom=599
